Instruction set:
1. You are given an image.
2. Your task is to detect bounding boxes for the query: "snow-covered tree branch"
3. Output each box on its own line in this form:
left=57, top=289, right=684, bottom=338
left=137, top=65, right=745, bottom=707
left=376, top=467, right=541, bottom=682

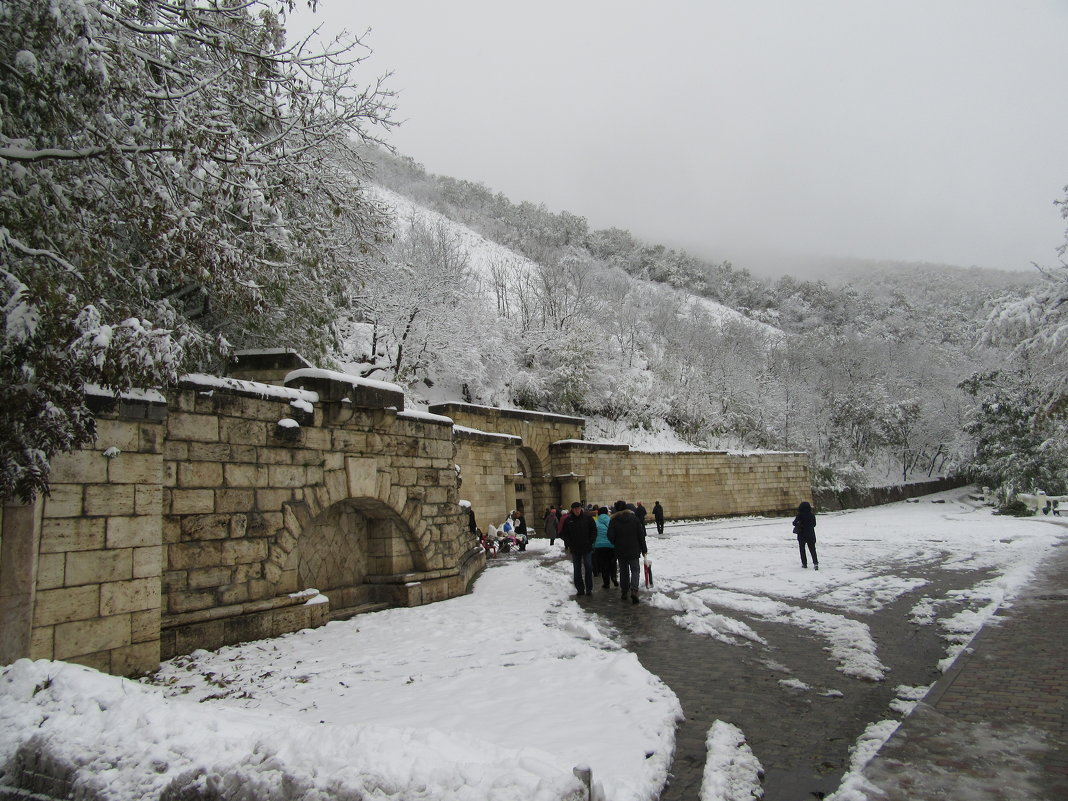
left=0, top=0, right=395, bottom=500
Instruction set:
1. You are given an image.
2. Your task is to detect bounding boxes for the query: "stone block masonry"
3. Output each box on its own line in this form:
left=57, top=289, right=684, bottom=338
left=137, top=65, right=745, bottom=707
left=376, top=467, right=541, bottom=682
left=0, top=369, right=481, bottom=677
left=434, top=403, right=812, bottom=525
left=1, top=358, right=812, bottom=680
left=0, top=389, right=168, bottom=675
left=553, top=443, right=812, bottom=518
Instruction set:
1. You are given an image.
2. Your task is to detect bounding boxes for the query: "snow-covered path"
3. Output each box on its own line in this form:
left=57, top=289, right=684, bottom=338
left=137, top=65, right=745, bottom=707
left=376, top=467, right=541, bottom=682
left=1, top=488, right=1063, bottom=800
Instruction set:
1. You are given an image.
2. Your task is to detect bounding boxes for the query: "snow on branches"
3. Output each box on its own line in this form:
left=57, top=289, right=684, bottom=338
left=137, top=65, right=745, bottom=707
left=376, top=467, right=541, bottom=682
left=0, top=0, right=395, bottom=500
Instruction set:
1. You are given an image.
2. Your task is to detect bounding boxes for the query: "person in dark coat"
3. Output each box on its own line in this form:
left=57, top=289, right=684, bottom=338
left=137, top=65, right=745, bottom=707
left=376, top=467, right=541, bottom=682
left=608, top=499, right=648, bottom=604
left=511, top=510, right=527, bottom=537
left=792, top=501, right=818, bottom=569
left=635, top=501, right=648, bottom=526
left=561, top=501, right=597, bottom=595
left=544, top=506, right=559, bottom=545
left=652, top=501, right=665, bottom=536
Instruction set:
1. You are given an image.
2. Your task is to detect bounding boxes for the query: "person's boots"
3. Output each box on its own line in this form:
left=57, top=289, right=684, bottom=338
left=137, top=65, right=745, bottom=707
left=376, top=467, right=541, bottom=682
left=621, top=589, right=628, bottom=601
left=631, top=590, right=639, bottom=605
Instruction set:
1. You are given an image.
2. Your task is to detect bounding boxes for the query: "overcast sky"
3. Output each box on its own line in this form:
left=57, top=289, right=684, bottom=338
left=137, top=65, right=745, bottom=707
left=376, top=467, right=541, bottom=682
left=290, top=1, right=1068, bottom=275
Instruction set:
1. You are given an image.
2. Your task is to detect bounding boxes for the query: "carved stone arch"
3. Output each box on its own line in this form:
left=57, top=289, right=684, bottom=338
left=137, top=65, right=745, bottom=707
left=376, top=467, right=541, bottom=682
left=264, top=457, right=434, bottom=614
left=266, top=494, right=430, bottom=615
left=514, top=446, right=541, bottom=518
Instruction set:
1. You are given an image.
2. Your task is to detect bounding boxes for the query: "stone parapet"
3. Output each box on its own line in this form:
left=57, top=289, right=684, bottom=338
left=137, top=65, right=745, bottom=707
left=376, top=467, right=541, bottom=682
left=550, top=445, right=812, bottom=518
left=23, top=392, right=165, bottom=675
left=227, top=348, right=314, bottom=386
left=453, top=429, right=521, bottom=534
left=2, top=368, right=476, bottom=678
left=3, top=361, right=813, bottom=681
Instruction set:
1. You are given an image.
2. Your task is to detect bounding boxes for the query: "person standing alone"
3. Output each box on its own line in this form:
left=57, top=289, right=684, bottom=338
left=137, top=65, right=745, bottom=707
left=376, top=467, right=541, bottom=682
left=793, top=501, right=819, bottom=570
left=544, top=506, right=559, bottom=545
left=652, top=501, right=665, bottom=536
left=561, top=501, right=597, bottom=595
left=608, top=500, right=648, bottom=604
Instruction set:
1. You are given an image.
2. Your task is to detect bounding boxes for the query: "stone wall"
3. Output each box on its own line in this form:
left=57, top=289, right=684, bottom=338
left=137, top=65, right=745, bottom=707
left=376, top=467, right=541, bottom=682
left=0, top=368, right=814, bottom=680
left=453, top=427, right=523, bottom=535
left=433, top=403, right=812, bottom=523
left=160, top=376, right=475, bottom=659
left=0, top=391, right=167, bottom=675
left=431, top=403, right=586, bottom=529
left=0, top=372, right=482, bottom=677
left=551, top=443, right=812, bottom=518
left=813, top=476, right=967, bottom=511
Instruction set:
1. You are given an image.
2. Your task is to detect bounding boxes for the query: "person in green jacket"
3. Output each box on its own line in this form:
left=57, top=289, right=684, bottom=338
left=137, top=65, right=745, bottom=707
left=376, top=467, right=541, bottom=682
left=592, top=506, right=618, bottom=589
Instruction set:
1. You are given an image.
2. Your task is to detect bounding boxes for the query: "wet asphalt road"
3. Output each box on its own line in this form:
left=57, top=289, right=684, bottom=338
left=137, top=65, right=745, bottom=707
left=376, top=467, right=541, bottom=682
left=542, top=551, right=995, bottom=800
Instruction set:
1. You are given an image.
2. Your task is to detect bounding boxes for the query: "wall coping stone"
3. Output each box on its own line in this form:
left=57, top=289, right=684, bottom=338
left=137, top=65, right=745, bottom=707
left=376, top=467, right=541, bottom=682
left=366, top=566, right=462, bottom=583
left=454, top=426, right=523, bottom=444
left=285, top=368, right=405, bottom=408
left=552, top=439, right=630, bottom=452
left=429, top=402, right=585, bottom=426
left=230, top=348, right=314, bottom=373
left=397, top=408, right=454, bottom=427
left=85, top=385, right=168, bottom=421
left=178, top=373, right=319, bottom=405
left=161, top=590, right=323, bottom=630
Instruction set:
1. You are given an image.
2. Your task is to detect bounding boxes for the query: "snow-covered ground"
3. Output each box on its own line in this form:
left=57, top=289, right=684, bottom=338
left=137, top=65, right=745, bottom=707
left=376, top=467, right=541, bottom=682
left=2, top=489, right=1064, bottom=800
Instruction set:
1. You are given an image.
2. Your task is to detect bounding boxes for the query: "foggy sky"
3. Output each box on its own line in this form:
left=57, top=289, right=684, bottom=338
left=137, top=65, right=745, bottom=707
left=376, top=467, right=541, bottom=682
left=290, top=1, right=1068, bottom=274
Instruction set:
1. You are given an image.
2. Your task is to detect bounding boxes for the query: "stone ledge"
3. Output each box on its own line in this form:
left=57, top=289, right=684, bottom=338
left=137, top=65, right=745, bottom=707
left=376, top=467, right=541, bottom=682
left=430, top=402, right=586, bottom=426
left=454, top=427, right=522, bottom=445
left=285, top=368, right=405, bottom=409
left=552, top=440, right=630, bottom=452
left=365, top=567, right=461, bottom=584
left=85, top=390, right=167, bottom=422
left=161, top=591, right=323, bottom=630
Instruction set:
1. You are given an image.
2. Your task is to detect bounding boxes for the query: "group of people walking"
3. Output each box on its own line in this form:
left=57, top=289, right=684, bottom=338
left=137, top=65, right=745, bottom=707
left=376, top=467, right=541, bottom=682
left=530, top=498, right=819, bottom=600
left=545, top=500, right=664, bottom=604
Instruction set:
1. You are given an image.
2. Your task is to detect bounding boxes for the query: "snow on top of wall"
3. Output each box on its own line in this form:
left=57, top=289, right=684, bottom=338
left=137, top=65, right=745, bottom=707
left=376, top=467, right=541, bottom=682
left=435, top=401, right=585, bottom=423
left=85, top=383, right=167, bottom=404
left=397, top=408, right=454, bottom=426
left=453, top=424, right=522, bottom=442
left=284, top=368, right=403, bottom=395
left=180, top=373, right=318, bottom=404
left=234, top=347, right=306, bottom=357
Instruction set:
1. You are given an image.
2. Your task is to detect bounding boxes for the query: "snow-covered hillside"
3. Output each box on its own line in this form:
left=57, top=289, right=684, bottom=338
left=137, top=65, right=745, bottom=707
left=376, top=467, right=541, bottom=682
left=369, top=184, right=781, bottom=341
left=370, top=184, right=538, bottom=297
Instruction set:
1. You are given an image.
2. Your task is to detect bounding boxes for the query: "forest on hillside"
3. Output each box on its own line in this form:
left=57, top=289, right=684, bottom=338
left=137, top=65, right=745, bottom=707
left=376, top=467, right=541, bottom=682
left=2, top=1, right=1065, bottom=505
left=337, top=146, right=1062, bottom=496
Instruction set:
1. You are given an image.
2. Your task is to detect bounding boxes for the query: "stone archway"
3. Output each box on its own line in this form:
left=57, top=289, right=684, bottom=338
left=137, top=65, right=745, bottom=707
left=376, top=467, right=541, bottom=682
left=516, top=445, right=557, bottom=534
left=514, top=449, right=535, bottom=519
left=287, top=493, right=434, bottom=616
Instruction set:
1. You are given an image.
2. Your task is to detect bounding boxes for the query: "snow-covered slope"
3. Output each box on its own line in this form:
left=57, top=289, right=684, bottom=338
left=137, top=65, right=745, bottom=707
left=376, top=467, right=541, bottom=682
left=370, top=184, right=539, bottom=289
left=370, top=184, right=782, bottom=341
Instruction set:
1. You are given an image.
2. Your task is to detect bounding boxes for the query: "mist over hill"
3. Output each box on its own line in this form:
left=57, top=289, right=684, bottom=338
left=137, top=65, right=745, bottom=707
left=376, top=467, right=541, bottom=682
left=329, top=146, right=1035, bottom=490
left=3, top=1, right=1058, bottom=506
